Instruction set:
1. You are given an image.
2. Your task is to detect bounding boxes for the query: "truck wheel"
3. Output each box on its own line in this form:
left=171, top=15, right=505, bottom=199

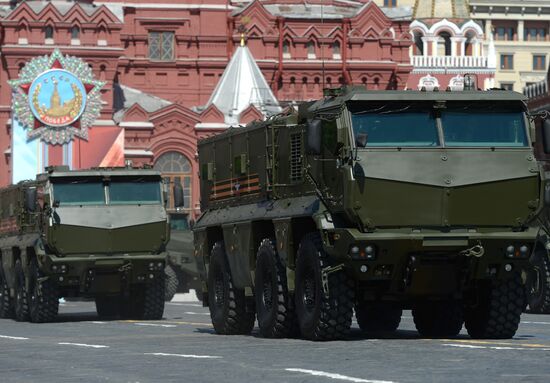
left=28, top=259, right=59, bottom=323
left=164, top=264, right=178, bottom=302
left=355, top=302, right=402, bottom=332
left=465, top=273, right=525, bottom=339
left=254, top=239, right=297, bottom=338
left=0, top=265, right=14, bottom=318
left=412, top=301, right=463, bottom=337
left=140, top=272, right=166, bottom=320
left=208, top=241, right=255, bottom=335
left=527, top=251, right=550, bottom=314
left=295, top=233, right=354, bottom=341
left=13, top=259, right=29, bottom=322
left=95, top=296, right=120, bottom=318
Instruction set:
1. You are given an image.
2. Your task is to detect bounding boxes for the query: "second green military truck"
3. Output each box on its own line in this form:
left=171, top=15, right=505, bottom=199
left=194, top=86, right=542, bottom=341
left=0, top=166, right=174, bottom=322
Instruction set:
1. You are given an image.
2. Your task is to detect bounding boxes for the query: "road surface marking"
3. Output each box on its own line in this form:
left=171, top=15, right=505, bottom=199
left=440, top=339, right=550, bottom=348
left=134, top=323, right=177, bottom=328
left=442, top=344, right=485, bottom=349
left=122, top=320, right=213, bottom=327
left=522, top=321, right=550, bottom=325
left=443, top=343, right=550, bottom=351
left=0, top=335, right=29, bottom=340
left=285, top=368, right=396, bottom=383
left=58, top=342, right=109, bottom=349
left=145, top=352, right=221, bottom=359
left=167, top=303, right=203, bottom=307
left=183, top=311, right=210, bottom=316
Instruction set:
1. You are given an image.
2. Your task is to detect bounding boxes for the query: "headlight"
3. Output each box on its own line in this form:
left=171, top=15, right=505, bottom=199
left=350, top=246, right=360, bottom=256
left=365, top=245, right=376, bottom=260
left=506, top=245, right=515, bottom=258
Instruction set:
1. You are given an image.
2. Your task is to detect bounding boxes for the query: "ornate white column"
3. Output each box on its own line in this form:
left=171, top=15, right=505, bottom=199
left=518, top=20, right=524, bottom=41
left=451, top=37, right=466, bottom=56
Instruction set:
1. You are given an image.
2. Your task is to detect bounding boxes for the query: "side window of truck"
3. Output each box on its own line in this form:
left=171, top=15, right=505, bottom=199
left=322, top=120, right=338, bottom=154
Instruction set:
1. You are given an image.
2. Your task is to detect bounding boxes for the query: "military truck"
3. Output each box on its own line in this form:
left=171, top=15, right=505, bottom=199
left=164, top=213, right=202, bottom=301
left=0, top=166, right=177, bottom=322
left=194, top=86, right=542, bottom=341
left=526, top=117, right=550, bottom=313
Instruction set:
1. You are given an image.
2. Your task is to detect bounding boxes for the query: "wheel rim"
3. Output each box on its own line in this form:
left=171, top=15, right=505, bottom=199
left=301, top=267, right=316, bottom=312
left=261, top=270, right=273, bottom=311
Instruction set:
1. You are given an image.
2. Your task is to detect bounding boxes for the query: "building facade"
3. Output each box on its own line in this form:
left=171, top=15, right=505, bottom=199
left=470, top=0, right=550, bottom=92
left=0, top=0, right=413, bottom=219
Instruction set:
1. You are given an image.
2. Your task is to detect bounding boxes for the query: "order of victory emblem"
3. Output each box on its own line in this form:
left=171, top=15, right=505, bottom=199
left=9, top=49, right=105, bottom=145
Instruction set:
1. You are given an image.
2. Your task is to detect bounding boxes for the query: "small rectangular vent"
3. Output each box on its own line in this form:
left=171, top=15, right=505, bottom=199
left=290, top=133, right=303, bottom=182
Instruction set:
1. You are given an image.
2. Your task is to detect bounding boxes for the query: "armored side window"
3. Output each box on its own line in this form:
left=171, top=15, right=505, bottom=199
left=322, top=120, right=338, bottom=154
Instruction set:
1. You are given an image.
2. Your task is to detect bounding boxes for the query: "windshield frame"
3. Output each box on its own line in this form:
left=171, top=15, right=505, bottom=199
left=346, top=101, right=531, bottom=150
left=50, top=176, right=163, bottom=207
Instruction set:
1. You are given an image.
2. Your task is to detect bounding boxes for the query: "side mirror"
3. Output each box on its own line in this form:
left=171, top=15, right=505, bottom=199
left=306, top=119, right=322, bottom=155
left=173, top=182, right=184, bottom=209
left=355, top=133, right=368, bottom=148
left=543, top=120, right=550, bottom=154
left=25, top=188, right=37, bottom=212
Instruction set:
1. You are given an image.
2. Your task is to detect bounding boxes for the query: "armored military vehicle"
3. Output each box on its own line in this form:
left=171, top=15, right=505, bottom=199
left=194, top=86, right=542, bottom=341
left=0, top=166, right=177, bottom=322
left=164, top=213, right=202, bottom=301
left=526, top=117, right=550, bottom=313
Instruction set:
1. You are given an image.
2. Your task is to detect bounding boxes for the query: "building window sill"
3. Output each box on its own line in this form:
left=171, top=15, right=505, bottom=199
left=45, top=38, right=54, bottom=45
left=71, top=39, right=81, bottom=46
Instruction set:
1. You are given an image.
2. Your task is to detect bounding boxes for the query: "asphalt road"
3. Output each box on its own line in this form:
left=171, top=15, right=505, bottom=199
left=1, top=294, right=549, bottom=383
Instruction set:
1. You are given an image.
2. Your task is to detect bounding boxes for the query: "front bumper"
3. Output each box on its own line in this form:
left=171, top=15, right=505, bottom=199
left=39, top=253, right=166, bottom=294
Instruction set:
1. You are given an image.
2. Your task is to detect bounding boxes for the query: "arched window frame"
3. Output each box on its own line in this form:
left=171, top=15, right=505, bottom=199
left=44, top=24, right=54, bottom=44
left=307, top=40, right=316, bottom=59
left=332, top=40, right=341, bottom=59
left=154, top=151, right=193, bottom=212
left=71, top=25, right=80, bottom=45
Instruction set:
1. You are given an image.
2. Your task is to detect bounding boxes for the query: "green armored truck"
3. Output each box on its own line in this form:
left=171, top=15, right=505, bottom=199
left=194, top=86, right=540, bottom=340
left=526, top=117, right=550, bottom=313
left=165, top=214, right=202, bottom=301
left=0, top=166, right=174, bottom=322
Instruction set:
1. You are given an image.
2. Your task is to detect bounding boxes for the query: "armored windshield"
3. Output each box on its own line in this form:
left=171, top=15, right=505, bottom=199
left=52, top=180, right=105, bottom=206
left=350, top=108, right=439, bottom=147
left=110, top=180, right=162, bottom=205
left=441, top=110, right=527, bottom=147
left=349, top=101, right=528, bottom=148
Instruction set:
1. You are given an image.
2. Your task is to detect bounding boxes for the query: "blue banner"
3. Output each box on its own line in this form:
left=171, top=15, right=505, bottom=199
left=12, top=117, right=44, bottom=184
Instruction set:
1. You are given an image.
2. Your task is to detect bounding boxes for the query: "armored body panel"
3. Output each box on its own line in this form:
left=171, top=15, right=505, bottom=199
left=0, top=167, right=168, bottom=322
left=195, top=88, right=539, bottom=340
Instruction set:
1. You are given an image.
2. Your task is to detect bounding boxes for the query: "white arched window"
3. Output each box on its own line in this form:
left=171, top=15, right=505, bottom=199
left=307, top=41, right=316, bottom=59
left=154, top=151, right=192, bottom=211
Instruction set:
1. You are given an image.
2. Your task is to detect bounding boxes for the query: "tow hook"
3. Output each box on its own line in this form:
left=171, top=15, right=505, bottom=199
left=460, top=244, right=485, bottom=258
left=118, top=263, right=133, bottom=273
left=321, top=264, right=345, bottom=298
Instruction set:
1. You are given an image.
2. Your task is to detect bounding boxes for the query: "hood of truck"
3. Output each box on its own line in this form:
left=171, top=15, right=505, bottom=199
left=346, top=149, right=540, bottom=228
left=47, top=205, right=168, bottom=255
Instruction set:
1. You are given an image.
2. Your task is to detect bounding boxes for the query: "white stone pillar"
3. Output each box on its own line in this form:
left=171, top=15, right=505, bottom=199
left=485, top=19, right=492, bottom=38
left=518, top=20, right=524, bottom=41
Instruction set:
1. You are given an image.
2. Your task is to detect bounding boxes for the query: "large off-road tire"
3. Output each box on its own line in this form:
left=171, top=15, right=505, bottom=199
left=0, top=265, right=14, bottom=318
left=295, top=233, right=354, bottom=341
left=413, top=300, right=463, bottom=337
left=95, top=296, right=121, bottom=318
left=355, top=302, right=402, bottom=332
left=527, top=251, right=550, bottom=314
left=28, top=259, right=59, bottom=323
left=164, top=264, right=179, bottom=302
left=208, top=241, right=255, bottom=335
left=465, top=273, right=525, bottom=339
left=140, top=272, right=166, bottom=320
left=254, top=238, right=298, bottom=338
left=14, top=259, right=29, bottom=322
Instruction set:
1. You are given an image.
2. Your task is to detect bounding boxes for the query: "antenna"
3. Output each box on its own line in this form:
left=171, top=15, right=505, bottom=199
left=321, top=0, right=325, bottom=91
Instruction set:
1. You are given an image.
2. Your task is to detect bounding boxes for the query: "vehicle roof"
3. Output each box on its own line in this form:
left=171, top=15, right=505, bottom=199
left=313, top=89, right=527, bottom=111
left=38, top=168, right=161, bottom=180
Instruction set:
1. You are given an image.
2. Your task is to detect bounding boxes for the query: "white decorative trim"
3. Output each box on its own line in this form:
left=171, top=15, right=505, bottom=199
left=119, top=121, right=154, bottom=128
left=417, top=74, right=440, bottom=90
left=125, top=149, right=154, bottom=157
left=195, top=122, right=230, bottom=129
left=94, top=119, right=117, bottom=126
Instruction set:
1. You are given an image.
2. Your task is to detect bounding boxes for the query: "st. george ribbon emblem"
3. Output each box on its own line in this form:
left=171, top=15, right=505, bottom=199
left=9, top=49, right=105, bottom=144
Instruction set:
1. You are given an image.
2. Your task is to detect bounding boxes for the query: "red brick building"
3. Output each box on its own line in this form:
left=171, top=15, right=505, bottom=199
left=0, top=0, right=413, bottom=218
